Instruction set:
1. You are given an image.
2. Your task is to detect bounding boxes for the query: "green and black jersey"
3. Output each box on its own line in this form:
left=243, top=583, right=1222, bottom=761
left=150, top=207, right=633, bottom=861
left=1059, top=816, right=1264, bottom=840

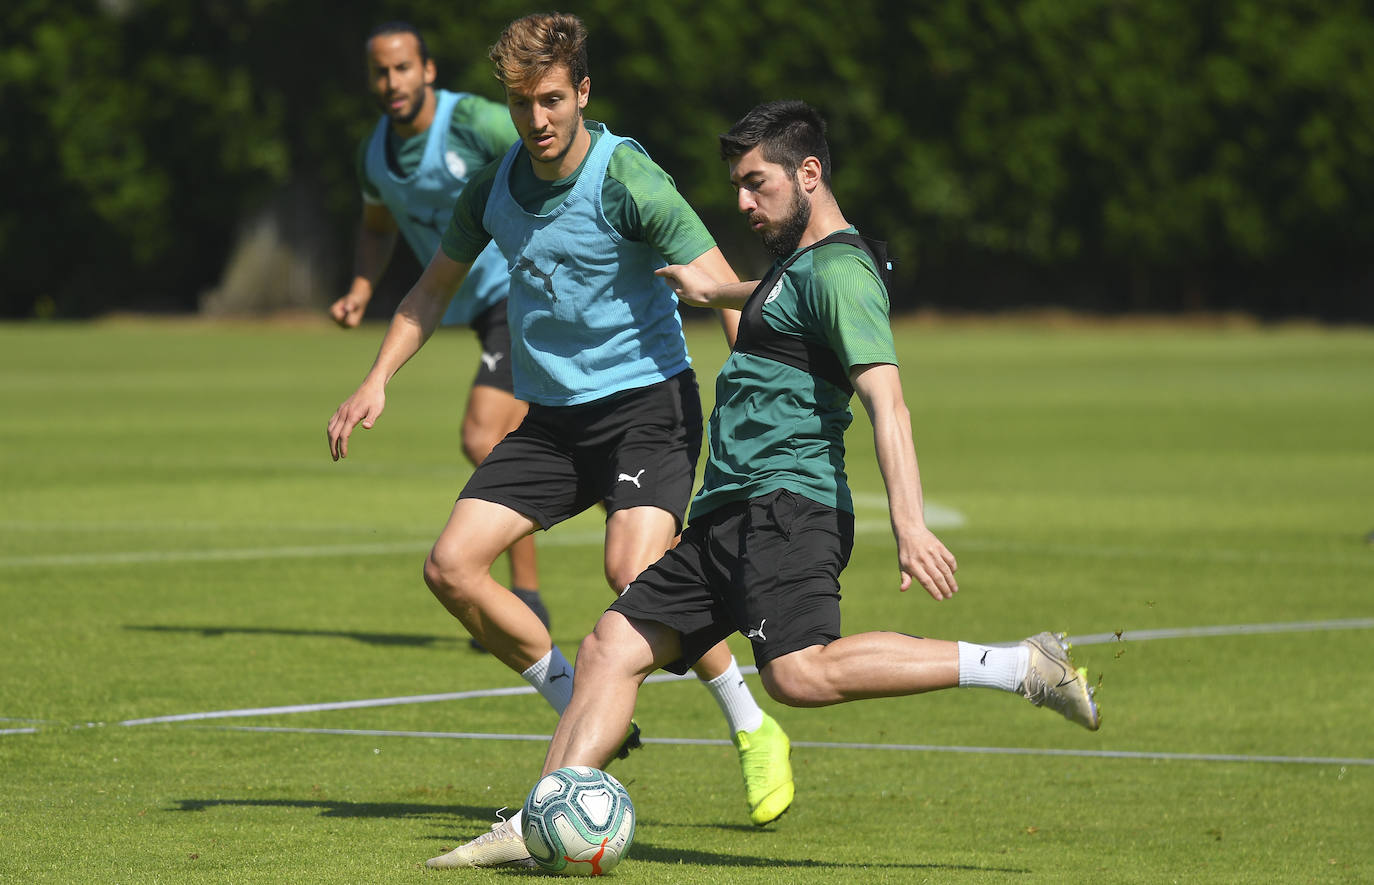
left=691, top=230, right=896, bottom=520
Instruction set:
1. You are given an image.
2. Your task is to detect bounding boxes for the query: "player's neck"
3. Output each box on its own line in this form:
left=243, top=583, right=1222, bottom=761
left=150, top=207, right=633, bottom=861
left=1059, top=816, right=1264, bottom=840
left=796, top=195, right=849, bottom=251
left=390, top=87, right=437, bottom=140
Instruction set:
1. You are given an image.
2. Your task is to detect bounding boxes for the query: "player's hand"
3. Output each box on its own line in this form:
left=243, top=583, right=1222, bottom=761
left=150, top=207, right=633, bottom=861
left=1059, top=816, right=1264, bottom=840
left=327, top=382, right=385, bottom=461
left=897, top=526, right=958, bottom=600
left=329, top=292, right=369, bottom=328
left=655, top=264, right=718, bottom=307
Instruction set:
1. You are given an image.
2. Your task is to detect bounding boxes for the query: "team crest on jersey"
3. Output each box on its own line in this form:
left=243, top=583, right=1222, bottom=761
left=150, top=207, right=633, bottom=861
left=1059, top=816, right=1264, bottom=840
left=445, top=151, right=467, bottom=179
left=764, top=280, right=783, bottom=304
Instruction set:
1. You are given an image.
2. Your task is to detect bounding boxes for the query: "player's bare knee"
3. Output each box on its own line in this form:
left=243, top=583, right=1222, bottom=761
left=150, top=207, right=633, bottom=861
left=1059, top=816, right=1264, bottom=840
left=423, top=546, right=479, bottom=603
left=760, top=659, right=828, bottom=707
left=574, top=621, right=619, bottom=676
left=603, top=564, right=640, bottom=595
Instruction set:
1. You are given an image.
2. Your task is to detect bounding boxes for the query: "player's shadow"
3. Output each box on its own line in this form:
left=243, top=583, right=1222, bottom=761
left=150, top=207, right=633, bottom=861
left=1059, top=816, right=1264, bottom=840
left=170, top=798, right=538, bottom=859
left=629, top=840, right=1031, bottom=873
left=126, top=624, right=458, bottom=648
left=168, top=800, right=1029, bottom=874
left=170, top=797, right=488, bottom=827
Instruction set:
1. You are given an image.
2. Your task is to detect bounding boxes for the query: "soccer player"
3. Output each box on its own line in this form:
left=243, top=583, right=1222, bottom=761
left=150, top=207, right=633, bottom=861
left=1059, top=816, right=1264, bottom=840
left=333, top=22, right=547, bottom=634
left=454, top=99, right=1103, bottom=868
left=325, top=14, right=793, bottom=865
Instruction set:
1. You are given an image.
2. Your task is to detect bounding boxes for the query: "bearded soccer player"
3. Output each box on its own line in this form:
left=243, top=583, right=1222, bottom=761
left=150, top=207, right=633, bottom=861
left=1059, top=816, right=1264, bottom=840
left=454, top=98, right=1103, bottom=869
left=332, top=22, right=547, bottom=633
left=326, top=15, right=794, bottom=866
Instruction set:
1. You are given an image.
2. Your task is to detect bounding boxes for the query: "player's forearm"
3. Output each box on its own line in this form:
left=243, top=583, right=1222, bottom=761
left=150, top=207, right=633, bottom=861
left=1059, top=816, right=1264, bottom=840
left=872, top=400, right=928, bottom=535
left=362, top=254, right=468, bottom=386
left=352, top=225, right=398, bottom=292
left=686, top=247, right=751, bottom=310
left=704, top=282, right=754, bottom=311
left=855, top=366, right=928, bottom=535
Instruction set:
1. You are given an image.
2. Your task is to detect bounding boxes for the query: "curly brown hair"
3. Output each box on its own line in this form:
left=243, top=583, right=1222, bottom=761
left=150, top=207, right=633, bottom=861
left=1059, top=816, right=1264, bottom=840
left=488, top=12, right=589, bottom=92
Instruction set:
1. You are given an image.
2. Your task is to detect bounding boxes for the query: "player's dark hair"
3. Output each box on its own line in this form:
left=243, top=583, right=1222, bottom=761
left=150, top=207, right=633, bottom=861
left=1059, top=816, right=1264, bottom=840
left=367, top=21, right=430, bottom=63
left=719, top=100, right=831, bottom=185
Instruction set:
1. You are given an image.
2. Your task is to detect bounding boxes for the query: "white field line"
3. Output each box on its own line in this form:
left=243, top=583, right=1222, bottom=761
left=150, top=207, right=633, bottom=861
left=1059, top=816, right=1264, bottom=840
left=101, top=617, right=1374, bottom=728
left=0, top=502, right=967, bottom=569
left=9, top=618, right=1373, bottom=767
left=8, top=527, right=1370, bottom=571
left=196, top=725, right=1373, bottom=768
left=1069, top=618, right=1374, bottom=646
left=116, top=672, right=696, bottom=727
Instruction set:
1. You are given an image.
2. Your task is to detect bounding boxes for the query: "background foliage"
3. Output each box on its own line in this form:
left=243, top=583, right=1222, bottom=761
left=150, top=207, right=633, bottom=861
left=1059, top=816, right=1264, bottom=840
left=3, top=0, right=1372, bottom=318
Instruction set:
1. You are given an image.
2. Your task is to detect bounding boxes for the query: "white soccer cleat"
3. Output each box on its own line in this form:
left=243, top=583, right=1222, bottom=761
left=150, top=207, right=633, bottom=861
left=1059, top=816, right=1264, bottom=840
left=1019, top=632, right=1101, bottom=731
left=426, top=809, right=534, bottom=869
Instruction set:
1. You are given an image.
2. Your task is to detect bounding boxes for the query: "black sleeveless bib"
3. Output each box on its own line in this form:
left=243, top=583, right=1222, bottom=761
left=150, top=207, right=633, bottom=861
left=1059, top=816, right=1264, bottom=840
left=733, top=232, right=891, bottom=396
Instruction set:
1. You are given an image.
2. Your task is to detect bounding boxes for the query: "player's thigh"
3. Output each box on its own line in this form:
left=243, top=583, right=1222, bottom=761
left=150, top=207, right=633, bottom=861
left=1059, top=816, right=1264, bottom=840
left=463, top=384, right=527, bottom=450
left=458, top=417, right=583, bottom=530
left=603, top=505, right=680, bottom=590
left=602, top=371, right=703, bottom=531
left=731, top=491, right=853, bottom=668
left=608, top=526, right=730, bottom=676
left=430, top=497, right=539, bottom=574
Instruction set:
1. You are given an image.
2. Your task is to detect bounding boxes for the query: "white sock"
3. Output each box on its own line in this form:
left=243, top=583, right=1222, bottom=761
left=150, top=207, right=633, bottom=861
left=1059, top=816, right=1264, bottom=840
left=501, top=807, right=523, bottom=832
left=521, top=647, right=575, bottom=714
left=957, top=642, right=1029, bottom=692
left=703, top=656, right=764, bottom=734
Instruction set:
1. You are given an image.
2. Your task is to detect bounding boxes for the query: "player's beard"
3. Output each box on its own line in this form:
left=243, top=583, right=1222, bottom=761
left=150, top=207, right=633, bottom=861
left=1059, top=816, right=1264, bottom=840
left=379, top=84, right=427, bottom=126
left=760, top=180, right=811, bottom=258
left=528, top=105, right=584, bottom=170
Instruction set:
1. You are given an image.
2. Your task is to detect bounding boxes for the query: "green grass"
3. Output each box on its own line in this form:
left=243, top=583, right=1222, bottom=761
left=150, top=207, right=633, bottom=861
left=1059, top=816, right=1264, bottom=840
left=1, top=316, right=1371, bottom=883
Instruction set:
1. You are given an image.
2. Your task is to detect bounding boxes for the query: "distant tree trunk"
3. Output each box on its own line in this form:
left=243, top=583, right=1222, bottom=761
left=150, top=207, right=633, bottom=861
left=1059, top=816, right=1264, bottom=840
left=200, top=179, right=339, bottom=316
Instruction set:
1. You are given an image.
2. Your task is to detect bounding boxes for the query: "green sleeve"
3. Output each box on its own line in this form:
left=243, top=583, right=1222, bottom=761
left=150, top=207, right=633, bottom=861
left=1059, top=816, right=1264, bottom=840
left=450, top=95, right=519, bottom=164
left=355, top=135, right=381, bottom=203
left=808, top=246, right=898, bottom=369
left=603, top=143, right=716, bottom=265
left=440, top=160, right=500, bottom=263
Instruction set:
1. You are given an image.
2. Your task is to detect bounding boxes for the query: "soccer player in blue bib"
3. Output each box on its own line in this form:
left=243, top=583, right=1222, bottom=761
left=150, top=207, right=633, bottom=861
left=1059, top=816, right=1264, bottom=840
left=470, top=100, right=1104, bottom=868
left=326, top=14, right=794, bottom=865
left=332, top=22, right=546, bottom=632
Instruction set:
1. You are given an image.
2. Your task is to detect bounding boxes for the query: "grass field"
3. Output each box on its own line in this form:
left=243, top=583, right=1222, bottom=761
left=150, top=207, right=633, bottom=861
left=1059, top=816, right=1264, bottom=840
left=1, top=315, right=1371, bottom=883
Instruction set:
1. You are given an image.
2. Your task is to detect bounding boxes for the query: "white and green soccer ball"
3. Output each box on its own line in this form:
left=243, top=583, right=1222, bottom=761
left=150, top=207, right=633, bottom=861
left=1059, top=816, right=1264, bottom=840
left=522, top=766, right=636, bottom=876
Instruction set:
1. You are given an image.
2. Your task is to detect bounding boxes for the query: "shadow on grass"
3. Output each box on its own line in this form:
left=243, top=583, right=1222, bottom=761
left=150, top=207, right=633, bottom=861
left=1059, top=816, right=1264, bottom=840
left=168, top=799, right=1029, bottom=874
left=170, top=797, right=485, bottom=820
left=630, top=839, right=1031, bottom=873
left=126, top=624, right=458, bottom=648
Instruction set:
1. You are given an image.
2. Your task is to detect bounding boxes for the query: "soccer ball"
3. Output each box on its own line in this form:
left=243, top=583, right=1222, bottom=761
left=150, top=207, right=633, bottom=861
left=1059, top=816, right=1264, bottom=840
left=521, top=766, right=635, bottom=876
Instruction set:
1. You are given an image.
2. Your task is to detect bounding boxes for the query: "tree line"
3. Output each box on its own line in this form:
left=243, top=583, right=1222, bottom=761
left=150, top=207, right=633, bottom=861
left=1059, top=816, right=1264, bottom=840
left=3, top=0, right=1371, bottom=320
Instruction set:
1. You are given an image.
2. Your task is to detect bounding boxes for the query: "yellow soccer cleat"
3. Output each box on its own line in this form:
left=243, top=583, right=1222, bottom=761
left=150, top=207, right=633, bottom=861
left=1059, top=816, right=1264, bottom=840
left=733, top=712, right=794, bottom=826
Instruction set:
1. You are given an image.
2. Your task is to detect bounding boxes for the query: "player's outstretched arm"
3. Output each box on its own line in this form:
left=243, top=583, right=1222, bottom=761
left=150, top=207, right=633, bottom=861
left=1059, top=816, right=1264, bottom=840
left=852, top=363, right=958, bottom=599
left=331, top=203, right=399, bottom=328
left=656, top=247, right=753, bottom=312
left=327, top=249, right=471, bottom=461
left=684, top=247, right=745, bottom=346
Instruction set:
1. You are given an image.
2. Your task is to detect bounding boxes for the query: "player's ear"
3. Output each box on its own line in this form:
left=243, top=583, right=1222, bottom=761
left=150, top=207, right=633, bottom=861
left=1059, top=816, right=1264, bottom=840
left=797, top=156, right=823, bottom=193
left=424, top=57, right=437, bottom=85
left=576, top=76, right=590, bottom=109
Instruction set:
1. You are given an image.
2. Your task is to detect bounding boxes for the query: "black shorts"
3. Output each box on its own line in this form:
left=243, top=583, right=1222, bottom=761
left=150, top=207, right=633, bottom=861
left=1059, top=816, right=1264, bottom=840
left=458, top=370, right=703, bottom=531
left=469, top=300, right=514, bottom=393
left=609, top=489, right=855, bottom=674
